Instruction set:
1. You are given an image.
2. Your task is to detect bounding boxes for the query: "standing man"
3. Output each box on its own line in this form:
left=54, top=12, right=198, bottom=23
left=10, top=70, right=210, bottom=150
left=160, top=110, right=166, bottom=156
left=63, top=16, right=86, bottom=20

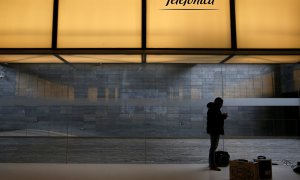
left=207, top=97, right=228, bottom=171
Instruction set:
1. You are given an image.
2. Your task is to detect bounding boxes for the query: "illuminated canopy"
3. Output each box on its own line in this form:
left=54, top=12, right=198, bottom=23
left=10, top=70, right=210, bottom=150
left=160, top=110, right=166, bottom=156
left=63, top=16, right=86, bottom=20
left=0, top=0, right=299, bottom=63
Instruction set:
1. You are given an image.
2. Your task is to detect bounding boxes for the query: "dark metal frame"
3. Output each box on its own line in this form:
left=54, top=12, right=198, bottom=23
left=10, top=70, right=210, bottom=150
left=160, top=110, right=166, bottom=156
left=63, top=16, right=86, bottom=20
left=0, top=0, right=299, bottom=64
left=52, top=0, right=59, bottom=49
left=142, top=0, right=147, bottom=63
left=230, top=0, right=237, bottom=50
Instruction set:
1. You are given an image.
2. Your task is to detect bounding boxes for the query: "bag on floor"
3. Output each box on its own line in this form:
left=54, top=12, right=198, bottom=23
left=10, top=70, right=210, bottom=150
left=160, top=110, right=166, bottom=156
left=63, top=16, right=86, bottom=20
left=215, top=151, right=230, bottom=167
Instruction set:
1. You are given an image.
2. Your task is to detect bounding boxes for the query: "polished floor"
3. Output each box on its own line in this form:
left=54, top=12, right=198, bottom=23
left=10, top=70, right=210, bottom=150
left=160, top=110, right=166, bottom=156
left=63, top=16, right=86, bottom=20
left=0, top=138, right=299, bottom=179
left=0, top=138, right=299, bottom=164
left=0, top=163, right=299, bottom=180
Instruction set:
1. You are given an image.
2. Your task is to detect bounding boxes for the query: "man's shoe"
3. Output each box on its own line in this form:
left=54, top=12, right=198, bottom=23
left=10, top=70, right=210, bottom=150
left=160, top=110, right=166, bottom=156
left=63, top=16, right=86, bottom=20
left=209, top=166, right=221, bottom=171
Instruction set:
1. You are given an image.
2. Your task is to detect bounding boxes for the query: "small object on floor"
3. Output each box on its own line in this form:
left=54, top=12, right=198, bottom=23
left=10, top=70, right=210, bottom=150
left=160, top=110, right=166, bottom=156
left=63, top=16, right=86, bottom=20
left=282, top=160, right=300, bottom=174
left=293, top=166, right=300, bottom=174
left=209, top=166, right=221, bottom=171
left=254, top=156, right=272, bottom=180
left=293, top=162, right=300, bottom=174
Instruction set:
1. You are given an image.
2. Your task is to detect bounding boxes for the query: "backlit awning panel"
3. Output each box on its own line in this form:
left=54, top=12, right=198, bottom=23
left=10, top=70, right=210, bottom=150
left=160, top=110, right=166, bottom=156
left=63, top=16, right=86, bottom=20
left=236, top=0, right=300, bottom=48
left=0, top=0, right=54, bottom=48
left=147, top=0, right=231, bottom=48
left=57, top=0, right=141, bottom=48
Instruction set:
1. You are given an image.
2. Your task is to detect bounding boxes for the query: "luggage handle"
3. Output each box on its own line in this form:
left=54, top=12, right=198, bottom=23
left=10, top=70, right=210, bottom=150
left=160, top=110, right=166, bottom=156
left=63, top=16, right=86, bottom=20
left=222, top=135, right=225, bottom=151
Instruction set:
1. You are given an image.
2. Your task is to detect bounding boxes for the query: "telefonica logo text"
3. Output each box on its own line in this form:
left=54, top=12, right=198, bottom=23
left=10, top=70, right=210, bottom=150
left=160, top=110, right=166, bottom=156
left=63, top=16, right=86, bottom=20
left=165, top=0, right=215, bottom=6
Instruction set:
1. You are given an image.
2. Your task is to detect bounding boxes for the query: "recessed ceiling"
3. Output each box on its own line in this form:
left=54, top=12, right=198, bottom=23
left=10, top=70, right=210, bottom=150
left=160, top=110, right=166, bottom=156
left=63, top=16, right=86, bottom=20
left=1, top=55, right=300, bottom=64
left=147, top=55, right=228, bottom=63
left=0, top=55, right=63, bottom=63
left=60, top=55, right=141, bottom=63
left=226, top=55, right=300, bottom=64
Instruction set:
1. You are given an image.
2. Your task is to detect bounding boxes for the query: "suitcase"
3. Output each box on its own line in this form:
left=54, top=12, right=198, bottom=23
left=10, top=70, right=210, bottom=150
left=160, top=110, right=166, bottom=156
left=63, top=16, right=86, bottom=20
left=215, top=137, right=230, bottom=167
left=215, top=151, right=230, bottom=167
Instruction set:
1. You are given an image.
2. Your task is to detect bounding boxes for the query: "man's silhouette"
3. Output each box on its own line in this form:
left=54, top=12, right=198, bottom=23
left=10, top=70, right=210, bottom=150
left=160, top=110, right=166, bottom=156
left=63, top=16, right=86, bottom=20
left=207, top=97, right=228, bottom=171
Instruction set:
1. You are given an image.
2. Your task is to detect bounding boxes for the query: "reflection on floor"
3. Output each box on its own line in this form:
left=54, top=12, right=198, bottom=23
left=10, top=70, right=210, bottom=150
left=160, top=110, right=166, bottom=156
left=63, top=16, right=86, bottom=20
left=0, top=138, right=299, bottom=164
left=0, top=163, right=299, bottom=180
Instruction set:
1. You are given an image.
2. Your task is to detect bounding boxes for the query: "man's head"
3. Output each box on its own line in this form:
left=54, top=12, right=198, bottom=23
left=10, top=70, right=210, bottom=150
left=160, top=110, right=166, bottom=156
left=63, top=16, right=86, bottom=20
left=214, top=97, right=223, bottom=108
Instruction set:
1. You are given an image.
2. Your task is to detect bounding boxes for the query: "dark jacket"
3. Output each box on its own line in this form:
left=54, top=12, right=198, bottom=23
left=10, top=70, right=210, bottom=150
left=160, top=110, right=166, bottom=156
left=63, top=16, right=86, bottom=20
left=206, top=102, right=226, bottom=135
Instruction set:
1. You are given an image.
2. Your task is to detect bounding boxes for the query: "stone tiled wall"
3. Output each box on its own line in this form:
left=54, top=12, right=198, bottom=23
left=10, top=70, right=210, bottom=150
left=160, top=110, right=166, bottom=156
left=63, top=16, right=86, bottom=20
left=0, top=64, right=299, bottom=137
